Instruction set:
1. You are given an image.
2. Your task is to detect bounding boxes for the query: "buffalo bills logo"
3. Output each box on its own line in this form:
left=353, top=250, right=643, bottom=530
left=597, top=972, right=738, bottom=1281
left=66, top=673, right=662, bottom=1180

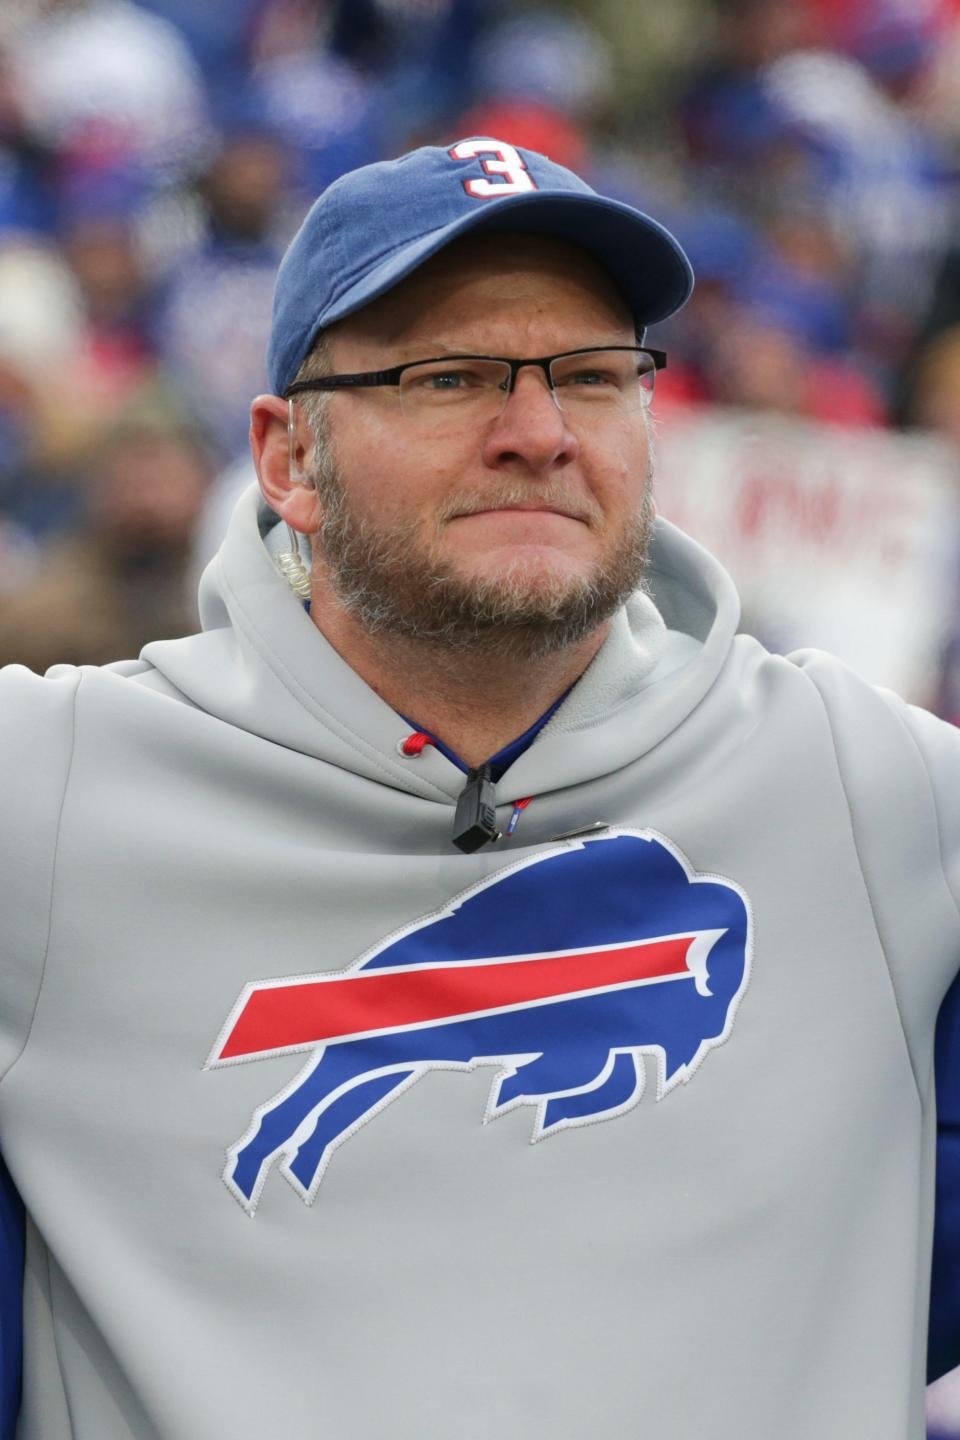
left=207, top=830, right=752, bottom=1213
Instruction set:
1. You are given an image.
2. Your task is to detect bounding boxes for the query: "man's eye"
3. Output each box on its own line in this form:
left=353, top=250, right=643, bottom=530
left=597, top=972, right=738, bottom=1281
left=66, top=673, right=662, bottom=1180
left=407, top=365, right=489, bottom=390
left=562, top=369, right=616, bottom=387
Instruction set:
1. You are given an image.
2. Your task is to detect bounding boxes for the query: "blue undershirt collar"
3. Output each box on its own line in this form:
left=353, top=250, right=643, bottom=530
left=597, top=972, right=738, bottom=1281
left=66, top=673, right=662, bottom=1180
left=400, top=690, right=568, bottom=782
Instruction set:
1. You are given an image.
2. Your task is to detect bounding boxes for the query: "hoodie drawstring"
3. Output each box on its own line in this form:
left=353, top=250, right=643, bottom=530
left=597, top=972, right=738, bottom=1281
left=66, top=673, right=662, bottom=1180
left=400, top=731, right=434, bottom=757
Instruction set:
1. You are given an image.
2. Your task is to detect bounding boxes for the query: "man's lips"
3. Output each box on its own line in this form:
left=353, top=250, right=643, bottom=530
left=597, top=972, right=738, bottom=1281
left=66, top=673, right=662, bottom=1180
left=451, top=503, right=590, bottom=524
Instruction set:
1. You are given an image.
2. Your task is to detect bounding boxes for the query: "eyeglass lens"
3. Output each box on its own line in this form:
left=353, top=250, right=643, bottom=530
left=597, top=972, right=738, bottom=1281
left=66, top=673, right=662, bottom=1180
left=396, top=350, right=656, bottom=421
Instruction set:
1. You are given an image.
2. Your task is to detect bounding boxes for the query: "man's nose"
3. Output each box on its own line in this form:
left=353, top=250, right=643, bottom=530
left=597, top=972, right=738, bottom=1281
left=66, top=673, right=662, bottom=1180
left=481, top=365, right=579, bottom=473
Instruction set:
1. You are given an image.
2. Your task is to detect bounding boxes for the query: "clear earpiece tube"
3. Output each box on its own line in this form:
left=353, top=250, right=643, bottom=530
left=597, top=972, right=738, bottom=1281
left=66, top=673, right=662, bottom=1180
left=287, top=396, right=299, bottom=482
left=274, top=399, right=313, bottom=600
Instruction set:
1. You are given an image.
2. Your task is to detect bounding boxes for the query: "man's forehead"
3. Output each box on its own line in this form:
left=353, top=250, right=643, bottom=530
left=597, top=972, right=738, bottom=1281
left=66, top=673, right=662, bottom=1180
left=329, top=231, right=634, bottom=351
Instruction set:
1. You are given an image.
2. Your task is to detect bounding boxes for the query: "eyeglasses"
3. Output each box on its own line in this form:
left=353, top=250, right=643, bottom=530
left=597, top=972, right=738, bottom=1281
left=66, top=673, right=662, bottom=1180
left=284, top=346, right=666, bottom=425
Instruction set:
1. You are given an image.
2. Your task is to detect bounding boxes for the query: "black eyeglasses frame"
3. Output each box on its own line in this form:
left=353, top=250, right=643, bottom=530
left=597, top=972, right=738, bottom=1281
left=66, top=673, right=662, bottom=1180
left=282, top=346, right=667, bottom=400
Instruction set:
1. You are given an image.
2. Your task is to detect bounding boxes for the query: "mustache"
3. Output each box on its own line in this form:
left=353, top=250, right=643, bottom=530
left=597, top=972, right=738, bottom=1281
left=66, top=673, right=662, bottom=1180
left=435, top=483, right=602, bottom=528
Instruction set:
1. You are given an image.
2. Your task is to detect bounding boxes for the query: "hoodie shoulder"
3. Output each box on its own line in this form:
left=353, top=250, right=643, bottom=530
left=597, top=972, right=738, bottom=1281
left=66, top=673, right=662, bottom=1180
left=790, top=647, right=960, bottom=1066
left=793, top=648, right=960, bottom=906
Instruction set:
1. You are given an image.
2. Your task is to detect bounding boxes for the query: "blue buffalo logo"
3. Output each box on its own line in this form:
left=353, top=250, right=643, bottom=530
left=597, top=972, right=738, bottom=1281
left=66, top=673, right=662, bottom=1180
left=207, top=830, right=752, bottom=1213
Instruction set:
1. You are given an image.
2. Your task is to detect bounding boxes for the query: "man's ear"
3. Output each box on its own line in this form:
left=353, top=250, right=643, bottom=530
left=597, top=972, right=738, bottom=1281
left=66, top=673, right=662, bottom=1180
left=249, top=394, right=320, bottom=534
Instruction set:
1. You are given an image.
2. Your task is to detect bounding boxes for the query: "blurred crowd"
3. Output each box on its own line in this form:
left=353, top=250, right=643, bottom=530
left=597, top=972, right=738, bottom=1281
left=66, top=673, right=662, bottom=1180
left=1, top=0, right=960, bottom=694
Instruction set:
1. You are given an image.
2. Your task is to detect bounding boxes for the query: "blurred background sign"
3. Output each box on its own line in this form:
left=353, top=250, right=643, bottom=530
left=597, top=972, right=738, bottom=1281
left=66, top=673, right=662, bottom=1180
left=657, top=410, right=960, bottom=705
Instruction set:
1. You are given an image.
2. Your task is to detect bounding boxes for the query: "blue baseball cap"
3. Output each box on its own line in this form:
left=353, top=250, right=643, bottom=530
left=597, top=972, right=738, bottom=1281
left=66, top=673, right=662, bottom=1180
left=267, top=138, right=694, bottom=396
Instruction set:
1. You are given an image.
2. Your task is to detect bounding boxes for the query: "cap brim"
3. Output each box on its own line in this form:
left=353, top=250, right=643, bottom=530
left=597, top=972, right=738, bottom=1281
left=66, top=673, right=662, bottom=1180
left=317, top=189, right=694, bottom=336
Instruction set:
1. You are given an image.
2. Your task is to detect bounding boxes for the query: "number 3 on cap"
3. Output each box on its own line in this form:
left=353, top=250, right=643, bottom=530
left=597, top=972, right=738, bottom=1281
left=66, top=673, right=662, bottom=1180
left=450, top=139, right=537, bottom=198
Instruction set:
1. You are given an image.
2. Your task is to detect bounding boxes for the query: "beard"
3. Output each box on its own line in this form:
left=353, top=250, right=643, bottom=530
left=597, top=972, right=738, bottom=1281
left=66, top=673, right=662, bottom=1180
left=308, top=442, right=655, bottom=661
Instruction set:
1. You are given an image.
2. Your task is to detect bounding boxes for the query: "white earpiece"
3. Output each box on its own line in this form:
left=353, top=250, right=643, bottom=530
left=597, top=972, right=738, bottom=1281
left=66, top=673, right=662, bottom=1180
left=275, top=523, right=312, bottom=600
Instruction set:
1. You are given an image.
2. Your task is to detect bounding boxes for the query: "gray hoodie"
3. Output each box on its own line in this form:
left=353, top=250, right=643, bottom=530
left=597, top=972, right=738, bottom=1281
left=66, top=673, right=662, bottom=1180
left=1, top=486, right=958, bottom=1439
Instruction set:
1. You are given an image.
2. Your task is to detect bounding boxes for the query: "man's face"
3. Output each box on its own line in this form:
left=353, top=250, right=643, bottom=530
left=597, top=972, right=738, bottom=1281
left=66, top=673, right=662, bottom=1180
left=305, top=233, right=654, bottom=656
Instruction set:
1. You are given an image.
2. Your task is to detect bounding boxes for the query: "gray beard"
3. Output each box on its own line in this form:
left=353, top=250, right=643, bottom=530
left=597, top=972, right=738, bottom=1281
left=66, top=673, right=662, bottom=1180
left=309, top=451, right=655, bottom=661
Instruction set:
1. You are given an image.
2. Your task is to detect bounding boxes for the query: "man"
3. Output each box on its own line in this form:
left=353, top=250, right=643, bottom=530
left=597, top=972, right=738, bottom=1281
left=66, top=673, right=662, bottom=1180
left=0, top=139, right=958, bottom=1440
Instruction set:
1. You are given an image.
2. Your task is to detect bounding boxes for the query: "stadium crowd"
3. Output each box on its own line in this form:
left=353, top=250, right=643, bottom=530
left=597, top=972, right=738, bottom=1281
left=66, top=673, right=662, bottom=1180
left=1, top=0, right=960, bottom=668
left=0, top=0, right=959, bottom=1430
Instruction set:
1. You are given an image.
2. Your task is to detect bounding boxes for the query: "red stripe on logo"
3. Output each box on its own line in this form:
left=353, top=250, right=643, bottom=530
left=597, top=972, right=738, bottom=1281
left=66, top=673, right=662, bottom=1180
left=218, top=936, right=697, bottom=1060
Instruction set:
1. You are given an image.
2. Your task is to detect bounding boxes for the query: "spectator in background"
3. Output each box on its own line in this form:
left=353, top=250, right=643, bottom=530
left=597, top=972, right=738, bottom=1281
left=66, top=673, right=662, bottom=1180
left=0, top=240, right=86, bottom=540
left=0, top=42, right=57, bottom=237
left=326, top=0, right=483, bottom=139
left=3, top=0, right=208, bottom=180
left=0, top=392, right=211, bottom=671
left=678, top=0, right=955, bottom=419
left=132, top=0, right=270, bottom=84
left=250, top=38, right=385, bottom=200
left=155, top=110, right=292, bottom=460
left=54, top=166, right=165, bottom=438
left=908, top=326, right=960, bottom=454
left=458, top=8, right=612, bottom=176
left=703, top=269, right=886, bottom=426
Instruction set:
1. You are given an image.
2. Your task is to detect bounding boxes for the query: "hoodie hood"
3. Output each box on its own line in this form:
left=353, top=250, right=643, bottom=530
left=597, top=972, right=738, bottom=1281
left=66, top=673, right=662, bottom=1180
left=139, top=484, right=741, bottom=804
